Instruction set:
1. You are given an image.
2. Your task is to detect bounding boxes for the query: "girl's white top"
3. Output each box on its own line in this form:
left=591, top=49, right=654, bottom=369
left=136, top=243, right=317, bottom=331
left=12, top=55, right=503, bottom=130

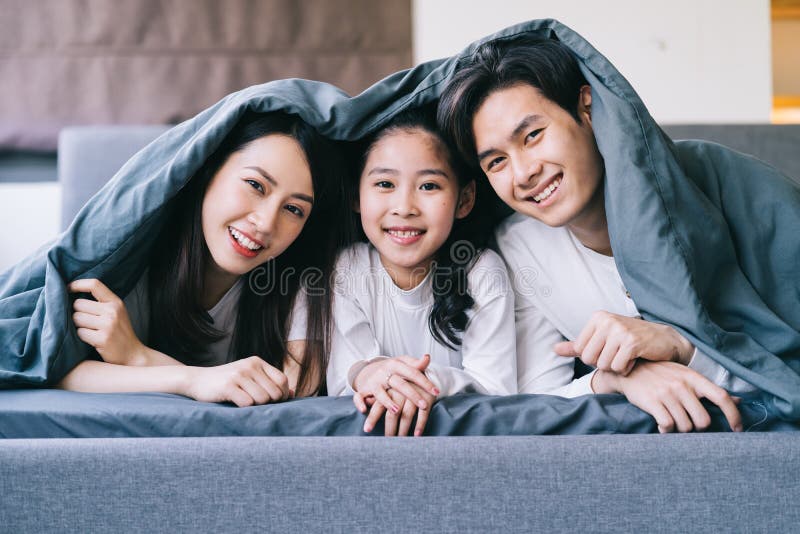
left=494, top=212, right=756, bottom=397
left=326, top=242, right=518, bottom=397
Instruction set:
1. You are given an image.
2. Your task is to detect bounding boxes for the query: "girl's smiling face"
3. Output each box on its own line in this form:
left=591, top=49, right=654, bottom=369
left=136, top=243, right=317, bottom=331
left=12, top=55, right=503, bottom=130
left=201, top=134, right=314, bottom=286
left=358, top=128, right=475, bottom=289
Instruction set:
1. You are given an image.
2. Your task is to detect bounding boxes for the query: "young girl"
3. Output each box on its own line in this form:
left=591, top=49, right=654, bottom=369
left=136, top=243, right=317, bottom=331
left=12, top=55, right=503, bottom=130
left=326, top=107, right=517, bottom=436
left=58, top=111, right=349, bottom=405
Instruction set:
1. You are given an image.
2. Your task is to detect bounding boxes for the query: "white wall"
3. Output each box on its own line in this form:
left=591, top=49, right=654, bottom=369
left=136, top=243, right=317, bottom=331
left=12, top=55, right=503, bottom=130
left=413, top=0, right=772, bottom=124
left=0, top=183, right=60, bottom=273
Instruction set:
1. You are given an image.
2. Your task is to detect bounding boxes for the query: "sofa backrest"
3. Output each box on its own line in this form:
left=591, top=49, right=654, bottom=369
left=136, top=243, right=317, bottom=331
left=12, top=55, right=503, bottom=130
left=58, top=125, right=170, bottom=230
left=662, top=124, right=800, bottom=184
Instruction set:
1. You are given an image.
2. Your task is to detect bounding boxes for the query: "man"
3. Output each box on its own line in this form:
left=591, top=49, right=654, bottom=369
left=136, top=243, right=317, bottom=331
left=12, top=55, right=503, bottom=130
left=437, top=34, right=799, bottom=431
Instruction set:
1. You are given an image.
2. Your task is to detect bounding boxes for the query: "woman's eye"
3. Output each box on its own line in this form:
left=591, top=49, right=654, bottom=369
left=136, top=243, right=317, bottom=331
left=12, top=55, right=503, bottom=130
left=245, top=179, right=265, bottom=193
left=375, top=180, right=393, bottom=189
left=285, top=205, right=305, bottom=218
left=420, top=182, right=440, bottom=191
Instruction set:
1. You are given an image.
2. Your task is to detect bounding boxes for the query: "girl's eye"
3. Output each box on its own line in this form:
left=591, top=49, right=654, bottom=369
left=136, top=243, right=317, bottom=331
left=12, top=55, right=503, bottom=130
left=525, top=129, right=543, bottom=143
left=375, top=180, right=394, bottom=189
left=420, top=182, right=440, bottom=191
left=285, top=205, right=305, bottom=218
left=245, top=179, right=265, bottom=193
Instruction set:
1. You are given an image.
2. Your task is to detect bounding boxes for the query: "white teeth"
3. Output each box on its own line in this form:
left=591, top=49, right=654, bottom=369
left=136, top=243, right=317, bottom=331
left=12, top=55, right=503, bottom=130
left=533, top=178, right=561, bottom=203
left=229, top=227, right=262, bottom=251
left=387, top=229, right=423, bottom=238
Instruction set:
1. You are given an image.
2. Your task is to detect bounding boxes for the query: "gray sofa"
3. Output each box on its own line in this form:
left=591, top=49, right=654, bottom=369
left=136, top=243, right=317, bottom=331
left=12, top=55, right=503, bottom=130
left=2, top=124, right=799, bottom=533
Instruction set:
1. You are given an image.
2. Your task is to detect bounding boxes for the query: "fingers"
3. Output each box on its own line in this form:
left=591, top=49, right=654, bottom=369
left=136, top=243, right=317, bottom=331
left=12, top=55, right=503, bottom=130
left=660, top=393, right=694, bottom=433
left=397, top=397, right=418, bottom=437
left=228, top=385, right=257, bottom=408
left=75, top=327, right=102, bottom=347
left=259, top=360, right=290, bottom=401
left=353, top=392, right=368, bottom=414
left=414, top=405, right=429, bottom=437
left=72, top=311, right=103, bottom=330
left=248, top=368, right=287, bottom=403
left=595, top=338, right=620, bottom=371
left=72, top=298, right=104, bottom=315
left=372, top=384, right=400, bottom=414
left=364, top=402, right=386, bottom=433
left=387, top=374, right=428, bottom=410
left=68, top=279, right=119, bottom=303
left=236, top=376, right=271, bottom=406
left=677, top=388, right=712, bottom=432
left=579, top=331, right=605, bottom=368
left=388, top=360, right=438, bottom=396
left=553, top=341, right=578, bottom=357
left=572, top=320, right=597, bottom=361
left=696, top=381, right=743, bottom=432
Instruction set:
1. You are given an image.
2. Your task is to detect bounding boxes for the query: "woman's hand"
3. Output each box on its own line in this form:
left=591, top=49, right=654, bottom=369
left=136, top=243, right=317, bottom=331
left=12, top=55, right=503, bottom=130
left=554, top=311, right=695, bottom=375
left=183, top=356, right=292, bottom=407
left=352, top=354, right=439, bottom=415
left=360, top=383, right=436, bottom=437
left=69, top=278, right=149, bottom=365
left=593, top=360, right=742, bottom=433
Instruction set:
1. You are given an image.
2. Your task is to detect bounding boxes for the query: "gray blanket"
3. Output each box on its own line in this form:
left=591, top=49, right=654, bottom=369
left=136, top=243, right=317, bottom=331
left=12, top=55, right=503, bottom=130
left=1, top=390, right=794, bottom=438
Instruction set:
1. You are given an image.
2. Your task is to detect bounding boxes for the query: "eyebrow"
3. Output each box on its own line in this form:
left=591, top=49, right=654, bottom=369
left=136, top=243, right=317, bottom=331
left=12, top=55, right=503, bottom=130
left=367, top=167, right=450, bottom=179
left=245, top=166, right=314, bottom=204
left=476, top=114, right=544, bottom=162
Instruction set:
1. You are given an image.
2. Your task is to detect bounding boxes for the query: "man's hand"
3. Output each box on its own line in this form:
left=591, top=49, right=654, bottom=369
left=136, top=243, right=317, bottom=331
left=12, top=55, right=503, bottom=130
left=554, top=311, right=695, bottom=375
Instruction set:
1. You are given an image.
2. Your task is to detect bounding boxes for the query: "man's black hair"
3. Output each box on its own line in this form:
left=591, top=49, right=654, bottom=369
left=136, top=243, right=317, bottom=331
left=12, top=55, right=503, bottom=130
left=437, top=35, right=588, bottom=164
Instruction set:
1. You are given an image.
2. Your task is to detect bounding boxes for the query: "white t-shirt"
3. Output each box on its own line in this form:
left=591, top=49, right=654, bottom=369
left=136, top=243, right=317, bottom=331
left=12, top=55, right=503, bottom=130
left=326, top=242, right=517, bottom=397
left=124, top=271, right=308, bottom=366
left=494, top=212, right=756, bottom=397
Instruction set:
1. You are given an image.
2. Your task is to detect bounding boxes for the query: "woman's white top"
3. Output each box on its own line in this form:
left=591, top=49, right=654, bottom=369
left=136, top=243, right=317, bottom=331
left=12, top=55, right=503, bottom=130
left=494, top=212, right=755, bottom=397
left=124, top=272, right=307, bottom=366
left=326, top=242, right=517, bottom=397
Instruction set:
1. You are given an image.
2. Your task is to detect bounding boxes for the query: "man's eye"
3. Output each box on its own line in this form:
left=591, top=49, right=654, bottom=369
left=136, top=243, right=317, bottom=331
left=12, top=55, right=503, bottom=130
left=486, top=157, right=505, bottom=171
left=420, top=182, right=440, bottom=191
left=246, top=179, right=264, bottom=193
left=525, top=129, right=543, bottom=142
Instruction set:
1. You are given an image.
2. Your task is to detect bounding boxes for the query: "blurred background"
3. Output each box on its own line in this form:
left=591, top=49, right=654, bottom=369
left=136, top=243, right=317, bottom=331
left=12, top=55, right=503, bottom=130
left=1, top=0, right=798, bottom=271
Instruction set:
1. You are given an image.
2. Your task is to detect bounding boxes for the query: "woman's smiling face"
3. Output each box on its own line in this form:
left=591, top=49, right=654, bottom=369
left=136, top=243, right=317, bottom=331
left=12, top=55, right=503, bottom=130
left=201, top=134, right=314, bottom=283
left=471, top=83, right=605, bottom=230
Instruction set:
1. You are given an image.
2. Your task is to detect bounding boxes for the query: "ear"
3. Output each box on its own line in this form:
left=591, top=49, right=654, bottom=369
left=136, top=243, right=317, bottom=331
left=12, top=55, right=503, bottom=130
left=578, top=85, right=593, bottom=126
left=353, top=196, right=361, bottom=214
left=455, top=180, right=476, bottom=219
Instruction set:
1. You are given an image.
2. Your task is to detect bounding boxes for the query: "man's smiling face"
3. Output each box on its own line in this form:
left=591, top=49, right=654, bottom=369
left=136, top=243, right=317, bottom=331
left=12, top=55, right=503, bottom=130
left=471, top=83, right=605, bottom=229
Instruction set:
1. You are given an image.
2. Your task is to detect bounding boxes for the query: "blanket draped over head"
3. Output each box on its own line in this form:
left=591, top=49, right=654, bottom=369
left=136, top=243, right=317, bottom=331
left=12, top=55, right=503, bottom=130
left=1, top=19, right=799, bottom=420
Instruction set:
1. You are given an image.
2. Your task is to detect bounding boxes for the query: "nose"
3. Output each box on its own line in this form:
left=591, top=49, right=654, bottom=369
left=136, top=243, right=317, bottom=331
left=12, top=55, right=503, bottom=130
left=247, top=202, right=280, bottom=236
left=391, top=187, right=419, bottom=217
left=511, top=153, right=543, bottom=188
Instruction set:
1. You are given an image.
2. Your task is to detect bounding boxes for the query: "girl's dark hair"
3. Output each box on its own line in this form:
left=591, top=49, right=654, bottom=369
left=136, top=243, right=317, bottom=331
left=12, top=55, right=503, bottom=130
left=437, top=35, right=588, bottom=164
left=356, top=105, right=491, bottom=349
left=147, top=111, right=351, bottom=396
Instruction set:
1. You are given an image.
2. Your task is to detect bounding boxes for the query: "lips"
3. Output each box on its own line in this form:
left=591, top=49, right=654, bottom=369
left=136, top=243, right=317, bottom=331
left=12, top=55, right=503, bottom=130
left=524, top=173, right=563, bottom=204
left=228, top=226, right=265, bottom=258
left=384, top=226, right=426, bottom=245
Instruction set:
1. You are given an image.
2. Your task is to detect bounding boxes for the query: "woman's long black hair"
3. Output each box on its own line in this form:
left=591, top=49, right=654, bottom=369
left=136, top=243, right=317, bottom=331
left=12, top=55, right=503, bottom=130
left=147, top=111, right=351, bottom=395
left=354, top=105, right=491, bottom=349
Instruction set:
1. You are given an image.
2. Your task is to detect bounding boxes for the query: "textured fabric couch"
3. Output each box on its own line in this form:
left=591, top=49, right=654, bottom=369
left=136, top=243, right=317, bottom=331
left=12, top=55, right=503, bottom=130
left=1, top=124, right=799, bottom=532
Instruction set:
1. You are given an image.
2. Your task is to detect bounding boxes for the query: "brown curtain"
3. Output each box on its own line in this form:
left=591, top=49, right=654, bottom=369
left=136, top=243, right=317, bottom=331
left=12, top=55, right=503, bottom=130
left=0, top=0, right=412, bottom=150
